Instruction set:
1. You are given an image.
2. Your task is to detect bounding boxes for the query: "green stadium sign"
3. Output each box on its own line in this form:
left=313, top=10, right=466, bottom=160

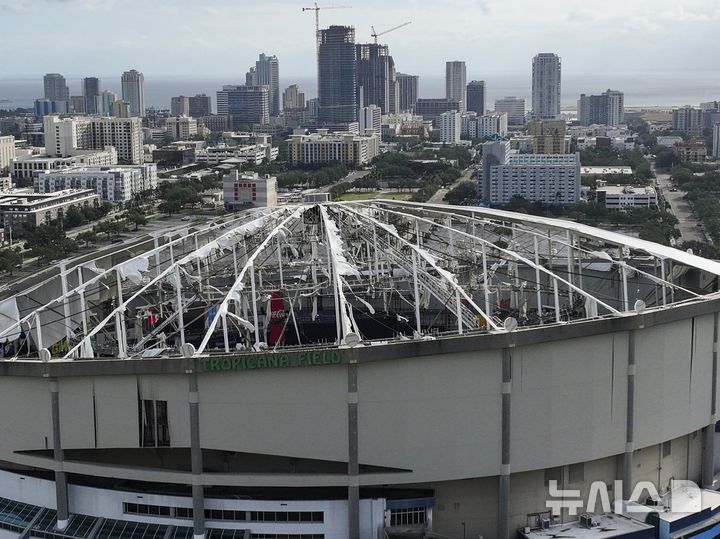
left=200, top=349, right=343, bottom=372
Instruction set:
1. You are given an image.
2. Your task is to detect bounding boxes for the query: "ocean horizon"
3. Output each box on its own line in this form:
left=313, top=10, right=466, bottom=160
left=1, top=70, right=718, bottom=112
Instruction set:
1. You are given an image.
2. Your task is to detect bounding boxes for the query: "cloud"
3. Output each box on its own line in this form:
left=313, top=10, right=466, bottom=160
left=2, top=0, right=116, bottom=10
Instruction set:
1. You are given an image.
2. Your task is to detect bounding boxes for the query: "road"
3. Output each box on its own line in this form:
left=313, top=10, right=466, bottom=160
left=317, top=169, right=371, bottom=193
left=427, top=166, right=476, bottom=204
left=654, top=164, right=706, bottom=243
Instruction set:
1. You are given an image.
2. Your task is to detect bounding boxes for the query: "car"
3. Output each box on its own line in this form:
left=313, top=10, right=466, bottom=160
left=111, top=238, right=123, bottom=244
left=181, top=216, right=191, bottom=221
left=670, top=188, right=678, bottom=192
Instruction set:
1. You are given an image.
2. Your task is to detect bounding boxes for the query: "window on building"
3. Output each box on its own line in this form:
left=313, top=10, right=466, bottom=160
left=389, top=507, right=427, bottom=527
left=139, top=399, right=170, bottom=448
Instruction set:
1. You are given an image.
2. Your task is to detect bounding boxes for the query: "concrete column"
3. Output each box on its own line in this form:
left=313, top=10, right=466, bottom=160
left=623, top=330, right=636, bottom=500
left=188, top=373, right=205, bottom=539
left=347, top=359, right=360, bottom=539
left=498, top=348, right=512, bottom=539
left=702, top=313, right=719, bottom=488
left=50, top=379, right=69, bottom=530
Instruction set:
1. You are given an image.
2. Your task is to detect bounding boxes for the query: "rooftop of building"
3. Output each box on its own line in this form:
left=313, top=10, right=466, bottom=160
left=1, top=201, right=720, bottom=361
left=0, top=189, right=98, bottom=206
left=597, top=185, right=657, bottom=195
left=520, top=513, right=654, bottom=539
left=581, top=166, right=633, bottom=175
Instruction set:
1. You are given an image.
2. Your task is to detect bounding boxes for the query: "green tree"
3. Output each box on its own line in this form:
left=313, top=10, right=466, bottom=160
left=63, top=206, right=85, bottom=228
left=444, top=181, right=478, bottom=205
left=0, top=248, right=23, bottom=274
left=159, top=200, right=182, bottom=216
left=76, top=231, right=98, bottom=247
left=23, top=224, right=77, bottom=261
left=124, top=210, right=148, bottom=231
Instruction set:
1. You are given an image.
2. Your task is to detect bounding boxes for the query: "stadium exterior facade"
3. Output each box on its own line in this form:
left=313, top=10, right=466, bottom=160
left=0, top=201, right=719, bottom=539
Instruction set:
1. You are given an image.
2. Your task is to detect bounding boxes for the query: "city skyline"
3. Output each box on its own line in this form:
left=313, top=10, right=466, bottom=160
left=0, top=0, right=718, bottom=79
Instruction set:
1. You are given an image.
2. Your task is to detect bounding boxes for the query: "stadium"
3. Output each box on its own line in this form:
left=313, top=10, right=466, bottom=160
left=0, top=199, right=720, bottom=539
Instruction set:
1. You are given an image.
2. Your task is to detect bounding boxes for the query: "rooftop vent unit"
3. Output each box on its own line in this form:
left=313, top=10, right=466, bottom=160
left=579, top=513, right=600, bottom=528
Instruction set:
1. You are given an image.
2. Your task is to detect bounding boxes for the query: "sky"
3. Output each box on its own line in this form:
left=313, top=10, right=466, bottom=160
left=0, top=0, right=719, bottom=81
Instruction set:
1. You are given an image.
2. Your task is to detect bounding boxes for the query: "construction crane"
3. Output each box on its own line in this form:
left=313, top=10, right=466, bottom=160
left=302, top=3, right=352, bottom=40
left=370, top=21, right=412, bottom=44
left=302, top=3, right=352, bottom=95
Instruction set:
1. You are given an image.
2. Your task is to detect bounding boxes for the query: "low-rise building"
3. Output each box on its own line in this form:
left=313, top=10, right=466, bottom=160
left=0, top=189, right=100, bottom=235
left=674, top=140, right=707, bottom=162
left=223, top=170, right=277, bottom=209
left=581, top=166, right=633, bottom=175
left=493, top=96, right=526, bottom=127
left=381, top=113, right=428, bottom=139
left=201, top=115, right=233, bottom=132
left=481, top=140, right=581, bottom=204
left=195, top=144, right=278, bottom=166
left=655, top=135, right=684, bottom=147
left=414, top=98, right=461, bottom=126
left=12, top=147, right=118, bottom=183
left=576, top=136, right=635, bottom=151
left=165, top=116, right=198, bottom=140
left=462, top=112, right=508, bottom=139
left=596, top=185, right=657, bottom=209
left=286, top=129, right=379, bottom=166
left=35, top=164, right=158, bottom=203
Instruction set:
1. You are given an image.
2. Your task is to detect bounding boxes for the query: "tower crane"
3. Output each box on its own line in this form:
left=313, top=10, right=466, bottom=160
left=370, top=21, right=412, bottom=44
left=302, top=3, right=352, bottom=41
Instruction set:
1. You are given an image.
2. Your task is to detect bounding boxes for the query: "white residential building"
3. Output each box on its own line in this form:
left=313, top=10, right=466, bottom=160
left=494, top=96, right=526, bottom=126
left=286, top=130, right=379, bottom=166
left=482, top=140, right=580, bottom=204
left=165, top=117, right=198, bottom=140
left=462, top=112, right=509, bottom=139
left=439, top=111, right=461, bottom=144
left=576, top=136, right=635, bottom=151
left=223, top=170, right=277, bottom=209
left=0, top=136, right=15, bottom=173
left=531, top=53, right=561, bottom=119
left=596, top=185, right=658, bottom=210
left=359, top=105, right=382, bottom=138
left=35, top=164, right=158, bottom=203
left=44, top=115, right=143, bottom=164
left=12, top=148, right=118, bottom=183
left=195, top=144, right=278, bottom=166
left=0, top=189, right=100, bottom=234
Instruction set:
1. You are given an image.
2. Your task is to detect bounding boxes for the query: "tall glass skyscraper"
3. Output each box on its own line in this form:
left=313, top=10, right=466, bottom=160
left=396, top=73, right=419, bottom=112
left=466, top=80, right=486, bottom=115
left=121, top=69, right=145, bottom=118
left=43, top=73, right=69, bottom=102
left=531, top=53, right=561, bottom=119
left=82, top=77, right=101, bottom=115
left=255, top=53, right=280, bottom=116
left=318, top=26, right=357, bottom=124
left=356, top=43, right=398, bottom=114
left=445, top=61, right=466, bottom=112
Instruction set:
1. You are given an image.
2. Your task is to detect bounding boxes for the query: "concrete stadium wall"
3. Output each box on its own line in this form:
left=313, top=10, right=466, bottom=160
left=0, top=313, right=715, bottom=487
